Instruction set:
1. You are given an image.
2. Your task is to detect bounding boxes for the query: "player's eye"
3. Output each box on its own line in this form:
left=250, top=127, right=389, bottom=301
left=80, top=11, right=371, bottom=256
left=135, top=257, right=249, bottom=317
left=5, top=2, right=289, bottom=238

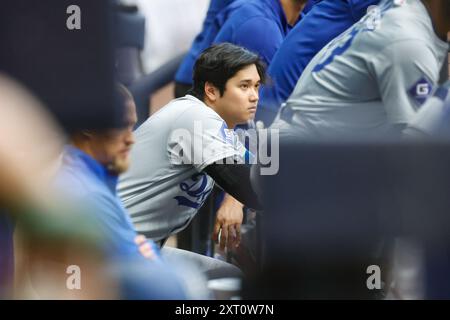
left=240, top=84, right=249, bottom=90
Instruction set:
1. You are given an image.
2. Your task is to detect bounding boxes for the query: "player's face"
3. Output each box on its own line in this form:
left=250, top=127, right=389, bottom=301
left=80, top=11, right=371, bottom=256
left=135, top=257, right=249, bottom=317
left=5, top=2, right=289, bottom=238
left=90, top=99, right=137, bottom=175
left=216, top=64, right=261, bottom=128
left=424, top=0, right=450, bottom=40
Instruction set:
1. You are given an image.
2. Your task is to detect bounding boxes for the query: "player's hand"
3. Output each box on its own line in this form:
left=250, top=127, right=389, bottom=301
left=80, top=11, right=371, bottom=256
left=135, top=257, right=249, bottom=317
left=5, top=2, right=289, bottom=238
left=213, top=194, right=244, bottom=251
left=135, top=235, right=158, bottom=260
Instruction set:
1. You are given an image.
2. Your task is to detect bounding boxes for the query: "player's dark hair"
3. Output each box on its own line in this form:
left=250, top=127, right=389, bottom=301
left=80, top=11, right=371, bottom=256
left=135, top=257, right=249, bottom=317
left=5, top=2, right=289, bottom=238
left=189, top=43, right=266, bottom=100
left=70, top=83, right=133, bottom=135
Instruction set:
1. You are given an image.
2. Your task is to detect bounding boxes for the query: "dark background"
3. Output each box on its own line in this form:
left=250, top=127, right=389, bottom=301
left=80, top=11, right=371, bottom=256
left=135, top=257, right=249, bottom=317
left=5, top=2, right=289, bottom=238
left=0, top=0, right=120, bottom=132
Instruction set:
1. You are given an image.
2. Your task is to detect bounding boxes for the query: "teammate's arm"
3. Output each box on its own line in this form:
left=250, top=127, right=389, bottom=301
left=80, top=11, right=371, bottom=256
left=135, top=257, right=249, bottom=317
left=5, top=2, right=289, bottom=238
left=369, top=41, right=442, bottom=128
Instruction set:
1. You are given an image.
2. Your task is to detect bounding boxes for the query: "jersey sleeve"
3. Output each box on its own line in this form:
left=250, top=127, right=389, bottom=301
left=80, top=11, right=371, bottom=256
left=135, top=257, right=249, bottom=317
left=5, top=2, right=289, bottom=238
left=368, top=40, right=442, bottom=125
left=405, top=85, right=450, bottom=137
left=167, top=108, right=247, bottom=172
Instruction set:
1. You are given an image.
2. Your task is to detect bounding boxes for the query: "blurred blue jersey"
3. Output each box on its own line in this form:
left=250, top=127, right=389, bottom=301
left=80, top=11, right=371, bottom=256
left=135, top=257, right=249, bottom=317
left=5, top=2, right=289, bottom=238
left=213, top=0, right=294, bottom=65
left=55, top=145, right=187, bottom=299
left=175, top=0, right=242, bottom=85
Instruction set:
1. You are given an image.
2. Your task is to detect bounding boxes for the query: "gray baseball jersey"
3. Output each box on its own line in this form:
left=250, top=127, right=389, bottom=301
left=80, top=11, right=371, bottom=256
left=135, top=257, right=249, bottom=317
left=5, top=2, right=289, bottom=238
left=117, top=95, right=246, bottom=241
left=271, top=0, right=449, bottom=139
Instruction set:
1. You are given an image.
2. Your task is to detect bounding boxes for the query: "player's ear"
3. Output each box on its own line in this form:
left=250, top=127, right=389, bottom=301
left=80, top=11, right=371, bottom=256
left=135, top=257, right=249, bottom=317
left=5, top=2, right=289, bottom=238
left=204, top=82, right=218, bottom=102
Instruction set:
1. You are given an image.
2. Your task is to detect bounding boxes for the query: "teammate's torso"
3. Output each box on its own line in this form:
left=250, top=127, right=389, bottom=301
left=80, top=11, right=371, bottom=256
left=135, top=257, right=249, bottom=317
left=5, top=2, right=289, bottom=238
left=284, top=0, right=448, bottom=137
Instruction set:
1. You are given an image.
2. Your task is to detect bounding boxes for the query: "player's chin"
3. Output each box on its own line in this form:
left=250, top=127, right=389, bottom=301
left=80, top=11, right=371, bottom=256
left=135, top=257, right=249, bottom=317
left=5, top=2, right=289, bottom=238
left=245, top=111, right=256, bottom=121
left=112, top=157, right=130, bottom=174
left=237, top=117, right=253, bottom=125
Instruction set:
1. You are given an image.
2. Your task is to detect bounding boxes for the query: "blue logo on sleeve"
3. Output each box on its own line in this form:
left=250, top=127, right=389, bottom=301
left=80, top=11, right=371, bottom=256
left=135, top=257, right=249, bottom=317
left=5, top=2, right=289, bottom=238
left=408, top=77, right=433, bottom=106
left=174, top=172, right=213, bottom=209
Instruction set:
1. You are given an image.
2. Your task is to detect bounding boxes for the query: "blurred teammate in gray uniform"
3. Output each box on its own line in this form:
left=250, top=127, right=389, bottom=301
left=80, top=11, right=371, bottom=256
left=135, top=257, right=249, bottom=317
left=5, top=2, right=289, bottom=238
left=118, top=43, right=264, bottom=279
left=405, top=0, right=450, bottom=140
left=271, top=0, right=449, bottom=140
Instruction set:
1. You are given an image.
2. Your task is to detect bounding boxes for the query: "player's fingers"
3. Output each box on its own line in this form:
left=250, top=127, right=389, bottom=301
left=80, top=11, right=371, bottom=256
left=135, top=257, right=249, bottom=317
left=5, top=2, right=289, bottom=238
left=142, top=251, right=155, bottom=259
left=213, top=221, right=221, bottom=243
left=139, top=242, right=156, bottom=260
left=220, top=226, right=228, bottom=251
left=134, top=235, right=147, bottom=245
left=227, top=225, right=236, bottom=250
left=139, top=243, right=152, bottom=255
left=235, top=224, right=241, bottom=248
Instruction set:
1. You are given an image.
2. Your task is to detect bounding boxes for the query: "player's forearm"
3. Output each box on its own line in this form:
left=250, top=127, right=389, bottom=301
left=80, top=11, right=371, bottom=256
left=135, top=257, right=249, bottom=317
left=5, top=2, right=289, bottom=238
left=203, top=161, right=262, bottom=210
